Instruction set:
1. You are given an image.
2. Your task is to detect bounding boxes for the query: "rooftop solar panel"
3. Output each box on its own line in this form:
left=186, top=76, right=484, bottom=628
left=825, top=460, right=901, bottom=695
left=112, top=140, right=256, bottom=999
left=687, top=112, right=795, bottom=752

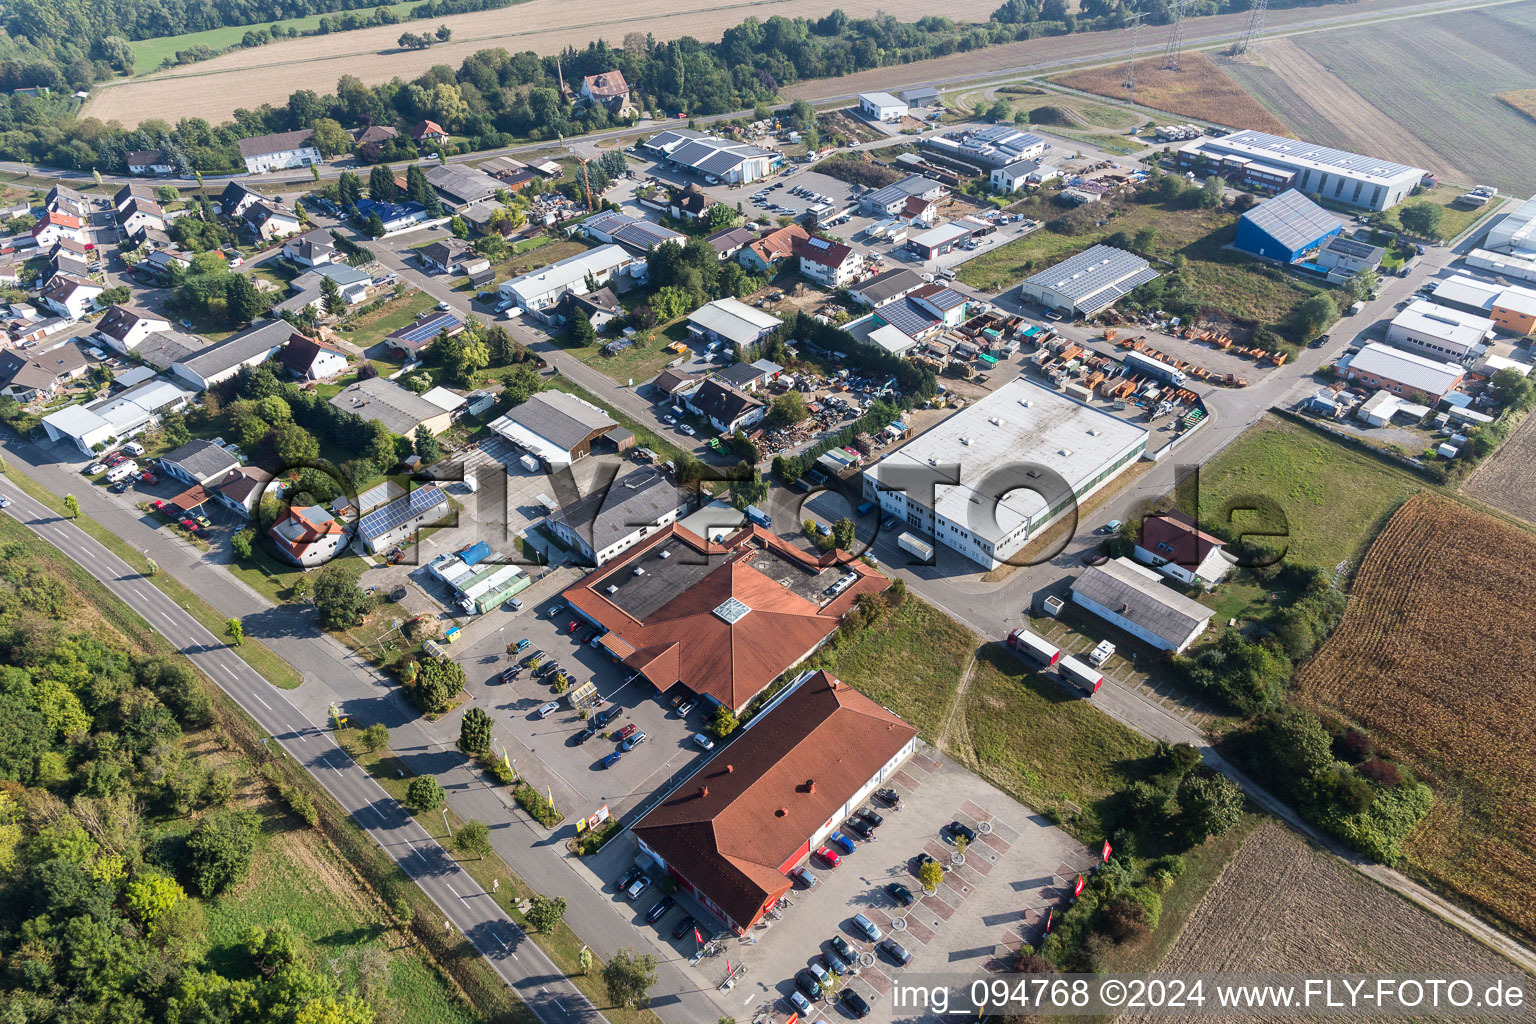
left=360, top=484, right=447, bottom=539
left=392, top=313, right=462, bottom=345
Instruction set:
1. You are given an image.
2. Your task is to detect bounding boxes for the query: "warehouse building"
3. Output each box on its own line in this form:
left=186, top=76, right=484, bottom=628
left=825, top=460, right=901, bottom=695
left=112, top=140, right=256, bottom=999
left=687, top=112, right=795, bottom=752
left=860, top=175, right=945, bottom=217
left=1071, top=557, right=1212, bottom=653
left=906, top=221, right=972, bottom=260
left=922, top=125, right=1046, bottom=170
left=499, top=245, right=634, bottom=320
left=862, top=379, right=1148, bottom=569
left=1386, top=300, right=1495, bottom=363
left=640, top=129, right=781, bottom=184
left=1233, top=189, right=1343, bottom=263
left=1176, top=129, right=1426, bottom=211
left=1486, top=193, right=1536, bottom=256
left=580, top=210, right=686, bottom=254
left=1466, top=247, right=1536, bottom=285
left=1018, top=244, right=1159, bottom=318
left=356, top=484, right=452, bottom=554
left=632, top=670, right=916, bottom=935
left=687, top=297, right=781, bottom=354
left=1315, top=235, right=1385, bottom=278
left=1428, top=275, right=1536, bottom=335
left=1344, top=342, right=1465, bottom=400
left=545, top=466, right=693, bottom=566
left=858, top=92, right=907, bottom=121
left=489, top=390, right=619, bottom=466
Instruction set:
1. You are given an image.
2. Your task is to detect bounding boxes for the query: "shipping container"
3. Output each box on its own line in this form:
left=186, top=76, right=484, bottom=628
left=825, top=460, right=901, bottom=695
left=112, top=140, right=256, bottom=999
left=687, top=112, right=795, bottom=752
left=519, top=454, right=540, bottom=473
left=897, top=532, right=934, bottom=562
left=1057, top=655, right=1104, bottom=695
left=1123, top=350, right=1187, bottom=386
left=1007, top=628, right=1061, bottom=668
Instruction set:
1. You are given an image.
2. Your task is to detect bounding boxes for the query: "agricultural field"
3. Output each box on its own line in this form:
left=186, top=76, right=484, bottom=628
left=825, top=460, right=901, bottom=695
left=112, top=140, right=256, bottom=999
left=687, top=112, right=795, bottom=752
left=1224, top=5, right=1536, bottom=194
left=1177, top=414, right=1427, bottom=571
left=1124, top=822, right=1520, bottom=1011
left=1498, top=89, right=1536, bottom=123
left=127, top=0, right=420, bottom=74
left=85, top=0, right=1005, bottom=126
left=1293, top=492, right=1536, bottom=940
left=1463, top=410, right=1536, bottom=524
left=1051, top=51, right=1290, bottom=135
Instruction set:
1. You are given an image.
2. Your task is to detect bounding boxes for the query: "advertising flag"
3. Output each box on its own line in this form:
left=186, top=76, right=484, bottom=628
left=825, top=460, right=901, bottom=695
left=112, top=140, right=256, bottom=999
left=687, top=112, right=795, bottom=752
left=1101, top=840, right=1112, bottom=863
left=694, top=927, right=704, bottom=945
left=1073, top=874, right=1085, bottom=897
left=1044, top=908, right=1055, bottom=934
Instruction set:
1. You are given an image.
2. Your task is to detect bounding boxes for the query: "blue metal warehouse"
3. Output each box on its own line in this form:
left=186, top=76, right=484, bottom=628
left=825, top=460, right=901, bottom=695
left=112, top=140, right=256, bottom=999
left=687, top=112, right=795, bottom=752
left=1234, top=189, right=1344, bottom=263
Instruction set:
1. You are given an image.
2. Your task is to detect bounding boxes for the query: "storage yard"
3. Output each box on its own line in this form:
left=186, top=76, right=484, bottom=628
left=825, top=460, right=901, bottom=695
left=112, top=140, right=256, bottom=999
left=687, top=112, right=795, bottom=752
left=1293, top=492, right=1536, bottom=940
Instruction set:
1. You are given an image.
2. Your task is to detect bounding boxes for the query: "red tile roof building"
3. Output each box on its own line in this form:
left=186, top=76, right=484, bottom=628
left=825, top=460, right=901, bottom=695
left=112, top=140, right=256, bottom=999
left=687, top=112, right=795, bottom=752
left=633, top=670, right=917, bottom=933
left=563, top=522, right=888, bottom=712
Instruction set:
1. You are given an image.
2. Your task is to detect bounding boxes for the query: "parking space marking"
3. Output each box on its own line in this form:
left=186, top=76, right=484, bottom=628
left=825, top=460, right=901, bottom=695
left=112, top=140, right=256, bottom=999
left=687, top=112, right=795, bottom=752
left=863, top=907, right=893, bottom=932
left=901, top=916, right=935, bottom=945
left=889, top=770, right=921, bottom=793
left=958, top=855, right=993, bottom=878
left=979, top=831, right=1011, bottom=854
left=961, top=799, right=990, bottom=821
left=920, top=894, right=956, bottom=922
left=923, top=839, right=950, bottom=863
left=858, top=967, right=893, bottom=996
left=941, top=872, right=973, bottom=899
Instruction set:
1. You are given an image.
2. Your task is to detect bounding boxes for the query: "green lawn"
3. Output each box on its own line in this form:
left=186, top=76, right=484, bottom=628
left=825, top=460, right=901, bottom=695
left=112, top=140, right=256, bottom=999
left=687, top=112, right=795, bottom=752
left=551, top=319, right=687, bottom=386
left=1371, top=184, right=1507, bottom=242
left=127, top=1, right=420, bottom=73
left=336, top=290, right=439, bottom=352
left=1178, top=413, right=1428, bottom=571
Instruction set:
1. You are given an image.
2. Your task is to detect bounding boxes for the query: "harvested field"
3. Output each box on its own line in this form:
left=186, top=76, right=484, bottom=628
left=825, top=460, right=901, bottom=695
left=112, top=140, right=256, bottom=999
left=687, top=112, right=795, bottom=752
left=1293, top=492, right=1536, bottom=941
left=1121, top=823, right=1523, bottom=1024
left=1050, top=51, right=1290, bottom=135
left=1498, top=89, right=1536, bottom=123
left=1226, top=4, right=1536, bottom=194
left=84, top=0, right=1004, bottom=126
left=1464, top=410, right=1536, bottom=523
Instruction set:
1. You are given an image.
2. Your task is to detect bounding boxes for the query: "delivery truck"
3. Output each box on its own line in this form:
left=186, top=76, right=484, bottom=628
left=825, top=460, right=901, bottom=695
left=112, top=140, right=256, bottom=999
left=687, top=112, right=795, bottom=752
left=744, top=505, right=772, bottom=528
left=897, top=532, right=935, bottom=562
left=1006, top=629, right=1061, bottom=669
left=1057, top=655, right=1104, bottom=696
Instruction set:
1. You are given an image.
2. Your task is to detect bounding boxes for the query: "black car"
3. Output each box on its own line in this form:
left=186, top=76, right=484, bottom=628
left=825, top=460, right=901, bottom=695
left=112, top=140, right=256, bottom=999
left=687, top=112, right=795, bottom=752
left=796, top=970, right=822, bottom=1000
left=645, top=896, right=675, bottom=924
left=1309, top=333, right=1330, bottom=349
left=916, top=852, right=946, bottom=874
left=844, top=817, right=873, bottom=839
left=855, top=807, right=883, bottom=829
left=874, top=788, right=901, bottom=809
left=842, top=989, right=871, bottom=1017
left=616, top=866, right=644, bottom=891
left=594, top=706, right=621, bottom=728
left=672, top=914, right=696, bottom=942
left=886, top=882, right=915, bottom=906
left=944, top=820, right=977, bottom=844
left=573, top=728, right=594, bottom=745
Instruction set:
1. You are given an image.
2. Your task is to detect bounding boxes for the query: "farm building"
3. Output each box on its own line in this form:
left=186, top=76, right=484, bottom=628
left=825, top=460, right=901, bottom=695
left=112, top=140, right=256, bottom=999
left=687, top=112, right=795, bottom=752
left=269, top=505, right=351, bottom=567
left=545, top=466, right=693, bottom=567
left=631, top=670, right=916, bottom=936
left=1174, top=129, right=1426, bottom=211
left=1485, top=193, right=1536, bottom=256
left=906, top=222, right=972, bottom=260
left=1018, top=244, right=1159, bottom=318
left=1343, top=342, right=1465, bottom=400
left=858, top=92, right=907, bottom=121
left=489, top=390, right=620, bottom=466
left=1386, top=300, right=1494, bottom=363
left=1233, top=190, right=1343, bottom=263
left=1071, top=557, right=1213, bottom=653
left=861, top=379, right=1147, bottom=569
left=1132, top=511, right=1232, bottom=588
left=640, top=128, right=780, bottom=184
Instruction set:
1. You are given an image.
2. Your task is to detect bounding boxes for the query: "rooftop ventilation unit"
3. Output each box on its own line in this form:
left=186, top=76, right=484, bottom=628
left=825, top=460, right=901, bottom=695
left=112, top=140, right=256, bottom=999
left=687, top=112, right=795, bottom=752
left=658, top=549, right=672, bottom=559
left=606, top=584, right=619, bottom=594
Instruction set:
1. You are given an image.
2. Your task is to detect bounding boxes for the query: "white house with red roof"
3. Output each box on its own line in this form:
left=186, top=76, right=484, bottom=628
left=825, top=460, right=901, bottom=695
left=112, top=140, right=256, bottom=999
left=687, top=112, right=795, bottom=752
left=33, top=211, right=84, bottom=248
left=1132, top=511, right=1232, bottom=588
left=794, top=235, right=861, bottom=289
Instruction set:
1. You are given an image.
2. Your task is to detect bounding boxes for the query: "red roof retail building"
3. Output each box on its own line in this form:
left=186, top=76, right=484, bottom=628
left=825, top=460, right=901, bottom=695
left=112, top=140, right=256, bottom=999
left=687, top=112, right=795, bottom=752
left=632, top=670, right=917, bottom=933
left=563, top=523, right=888, bottom=712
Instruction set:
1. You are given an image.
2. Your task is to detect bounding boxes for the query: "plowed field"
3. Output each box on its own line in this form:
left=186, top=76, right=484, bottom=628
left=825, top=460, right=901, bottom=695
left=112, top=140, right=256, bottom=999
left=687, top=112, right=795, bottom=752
left=1292, top=492, right=1536, bottom=940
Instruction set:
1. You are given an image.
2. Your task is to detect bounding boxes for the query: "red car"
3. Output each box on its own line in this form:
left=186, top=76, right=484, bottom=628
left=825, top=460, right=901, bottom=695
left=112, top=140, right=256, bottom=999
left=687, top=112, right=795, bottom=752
left=139, top=471, right=158, bottom=485
left=815, top=846, right=841, bottom=868
left=568, top=619, right=580, bottom=632
left=616, top=723, right=637, bottom=741
left=180, top=518, right=201, bottom=533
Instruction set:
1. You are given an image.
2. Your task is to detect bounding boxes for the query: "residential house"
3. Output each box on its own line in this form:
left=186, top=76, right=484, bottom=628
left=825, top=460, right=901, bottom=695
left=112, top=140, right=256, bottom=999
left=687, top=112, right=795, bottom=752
left=411, top=120, right=450, bottom=145
left=669, top=183, right=715, bottom=221
left=418, top=238, right=477, bottom=274
left=270, top=505, right=352, bottom=567
left=219, top=181, right=265, bottom=219
left=328, top=376, right=456, bottom=437
left=739, top=224, right=809, bottom=274
left=579, top=70, right=632, bottom=114
left=32, top=211, right=84, bottom=248
left=126, top=149, right=174, bottom=176
left=140, top=248, right=193, bottom=282
left=0, top=343, right=87, bottom=401
left=238, top=129, right=321, bottom=174
left=713, top=361, right=771, bottom=393
left=1132, top=511, right=1232, bottom=588
left=275, top=264, right=372, bottom=315
left=212, top=465, right=276, bottom=518
left=908, top=283, right=969, bottom=327
left=133, top=330, right=206, bottom=371
left=282, top=228, right=338, bottom=266
left=384, top=310, right=464, bottom=359
left=96, top=303, right=171, bottom=354
left=685, top=378, right=764, bottom=433
left=353, top=125, right=399, bottom=160
left=40, top=274, right=102, bottom=320
left=651, top=368, right=701, bottom=399
left=354, top=198, right=428, bottom=233
left=242, top=202, right=302, bottom=242
left=848, top=267, right=924, bottom=307
left=794, top=235, right=861, bottom=289
left=279, top=334, right=349, bottom=380
left=546, top=465, right=692, bottom=566
left=705, top=226, right=757, bottom=262
left=687, top=297, right=781, bottom=355
left=112, top=183, right=156, bottom=215
left=129, top=227, right=173, bottom=250
left=117, top=198, right=165, bottom=237
left=580, top=209, right=686, bottom=254
left=556, top=287, right=624, bottom=332
left=159, top=439, right=241, bottom=487
left=170, top=320, right=291, bottom=390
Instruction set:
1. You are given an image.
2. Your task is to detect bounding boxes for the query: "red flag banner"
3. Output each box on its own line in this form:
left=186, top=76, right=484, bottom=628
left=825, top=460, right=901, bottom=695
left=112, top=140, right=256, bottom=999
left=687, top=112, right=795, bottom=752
left=1044, top=908, right=1055, bottom=934
left=694, top=927, right=703, bottom=944
left=1073, top=874, right=1085, bottom=897
left=1101, top=840, right=1113, bottom=863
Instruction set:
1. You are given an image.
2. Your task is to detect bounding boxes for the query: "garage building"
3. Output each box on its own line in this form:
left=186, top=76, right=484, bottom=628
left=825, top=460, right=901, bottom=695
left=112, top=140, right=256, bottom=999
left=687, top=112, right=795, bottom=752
left=1071, top=557, right=1213, bottom=653
left=1233, top=189, right=1343, bottom=263
left=489, top=390, right=619, bottom=465
left=1018, top=244, right=1159, bottom=318
left=906, top=222, right=971, bottom=260
left=632, top=669, right=917, bottom=934
left=858, top=92, right=907, bottom=122
left=1386, top=300, right=1494, bottom=363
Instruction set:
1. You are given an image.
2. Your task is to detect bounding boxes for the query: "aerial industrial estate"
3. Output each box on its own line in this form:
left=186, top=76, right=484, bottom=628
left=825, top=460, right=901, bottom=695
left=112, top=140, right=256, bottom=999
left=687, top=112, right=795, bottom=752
left=0, top=0, right=1534, bottom=1020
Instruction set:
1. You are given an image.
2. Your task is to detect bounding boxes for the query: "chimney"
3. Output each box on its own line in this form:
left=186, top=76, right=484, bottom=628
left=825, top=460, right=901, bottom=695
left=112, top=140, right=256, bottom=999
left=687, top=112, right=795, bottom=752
left=725, top=764, right=735, bottom=774
left=776, top=807, right=787, bottom=817
left=829, top=677, right=839, bottom=690
left=1120, top=603, right=1130, bottom=614
left=806, top=779, right=816, bottom=794
left=699, top=785, right=709, bottom=798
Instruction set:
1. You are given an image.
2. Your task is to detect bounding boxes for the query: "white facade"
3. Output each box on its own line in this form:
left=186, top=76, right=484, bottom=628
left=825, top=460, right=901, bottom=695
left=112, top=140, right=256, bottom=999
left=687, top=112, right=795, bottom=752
left=241, top=141, right=322, bottom=174
left=1466, top=247, right=1536, bottom=284
left=1386, top=300, right=1493, bottom=363
left=858, top=92, right=907, bottom=121
left=1179, top=129, right=1424, bottom=211
left=990, top=159, right=1058, bottom=193
left=499, top=245, right=633, bottom=318
left=1072, top=558, right=1212, bottom=653
left=1486, top=193, right=1536, bottom=256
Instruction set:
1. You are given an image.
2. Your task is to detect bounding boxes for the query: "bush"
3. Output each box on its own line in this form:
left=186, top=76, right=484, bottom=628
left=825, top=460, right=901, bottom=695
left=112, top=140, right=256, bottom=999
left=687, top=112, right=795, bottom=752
left=185, top=808, right=261, bottom=896
left=513, top=783, right=560, bottom=827
left=406, top=775, right=444, bottom=812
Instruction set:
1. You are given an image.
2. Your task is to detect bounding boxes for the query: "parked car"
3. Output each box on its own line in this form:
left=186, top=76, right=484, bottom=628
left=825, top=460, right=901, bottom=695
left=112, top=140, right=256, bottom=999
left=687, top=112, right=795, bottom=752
left=122, top=442, right=145, bottom=457
left=887, top=882, right=915, bottom=906
left=916, top=852, right=945, bottom=874
left=0, top=495, right=9, bottom=509
left=573, top=728, right=594, bottom=745
left=179, top=518, right=201, bottom=533
left=828, top=831, right=857, bottom=856
left=822, top=947, right=850, bottom=975
left=85, top=462, right=107, bottom=475
left=547, top=602, right=564, bottom=616
left=944, top=820, right=977, bottom=845
left=677, top=699, right=696, bottom=716
left=851, top=913, right=883, bottom=942
left=616, top=723, right=638, bottom=741
left=671, top=915, right=696, bottom=942
left=193, top=514, right=212, bottom=528
left=815, top=845, right=841, bottom=868
left=795, top=970, right=822, bottom=1000
left=787, top=989, right=813, bottom=1017
left=830, top=935, right=855, bottom=963
left=844, top=817, right=873, bottom=839
left=692, top=732, right=715, bottom=752
left=110, top=479, right=129, bottom=493
left=600, top=751, right=623, bottom=769
left=625, top=875, right=650, bottom=900
left=537, top=701, right=561, bottom=718
left=617, top=866, right=644, bottom=891
left=645, top=896, right=675, bottom=924
left=842, top=989, right=871, bottom=1018
left=855, top=807, right=883, bottom=829
left=879, top=938, right=912, bottom=966
left=1099, top=519, right=1122, bottom=534
left=789, top=866, right=817, bottom=889
left=515, top=637, right=531, bottom=652
left=621, top=731, right=647, bottom=751
left=875, top=788, right=902, bottom=808
left=594, top=706, right=621, bottom=728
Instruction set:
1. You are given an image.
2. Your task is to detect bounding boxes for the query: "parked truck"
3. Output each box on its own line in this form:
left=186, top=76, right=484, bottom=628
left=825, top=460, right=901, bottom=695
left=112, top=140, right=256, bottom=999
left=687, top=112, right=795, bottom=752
left=1123, top=350, right=1187, bottom=387
left=744, top=505, right=772, bottom=529
left=1006, top=628, right=1061, bottom=669
left=897, top=532, right=935, bottom=562
left=1057, top=655, right=1104, bottom=696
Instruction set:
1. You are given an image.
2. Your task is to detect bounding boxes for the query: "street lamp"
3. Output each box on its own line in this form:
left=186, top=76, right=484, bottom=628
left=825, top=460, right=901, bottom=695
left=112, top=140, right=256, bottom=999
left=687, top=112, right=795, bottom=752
left=442, top=808, right=451, bottom=838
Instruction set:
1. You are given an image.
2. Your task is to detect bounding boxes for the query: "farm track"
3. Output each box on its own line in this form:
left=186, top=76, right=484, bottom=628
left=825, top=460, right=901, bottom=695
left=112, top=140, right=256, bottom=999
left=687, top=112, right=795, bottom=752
left=1292, top=492, right=1536, bottom=942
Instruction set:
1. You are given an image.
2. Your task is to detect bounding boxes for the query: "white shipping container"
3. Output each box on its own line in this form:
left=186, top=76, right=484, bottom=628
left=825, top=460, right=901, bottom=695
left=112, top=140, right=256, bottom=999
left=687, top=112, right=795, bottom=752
left=519, top=454, right=541, bottom=473
left=897, top=532, right=934, bottom=562
left=1057, top=655, right=1103, bottom=695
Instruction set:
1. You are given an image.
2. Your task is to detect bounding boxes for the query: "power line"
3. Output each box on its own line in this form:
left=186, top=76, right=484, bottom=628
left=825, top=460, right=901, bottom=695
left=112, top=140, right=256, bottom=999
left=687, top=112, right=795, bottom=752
left=1161, top=0, right=1186, bottom=70
left=1236, top=0, right=1269, bottom=56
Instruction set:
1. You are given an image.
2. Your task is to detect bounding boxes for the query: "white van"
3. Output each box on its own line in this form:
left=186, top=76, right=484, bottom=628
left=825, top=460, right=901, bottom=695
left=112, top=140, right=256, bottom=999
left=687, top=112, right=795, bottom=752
left=106, top=460, right=139, bottom=484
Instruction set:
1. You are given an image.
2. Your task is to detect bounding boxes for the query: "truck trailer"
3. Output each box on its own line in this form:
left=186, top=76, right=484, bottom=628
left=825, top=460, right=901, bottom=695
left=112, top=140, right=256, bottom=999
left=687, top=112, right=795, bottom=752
left=1057, top=655, right=1104, bottom=695
left=1006, top=628, right=1061, bottom=669
left=1123, top=350, right=1187, bottom=387
left=897, top=532, right=935, bottom=562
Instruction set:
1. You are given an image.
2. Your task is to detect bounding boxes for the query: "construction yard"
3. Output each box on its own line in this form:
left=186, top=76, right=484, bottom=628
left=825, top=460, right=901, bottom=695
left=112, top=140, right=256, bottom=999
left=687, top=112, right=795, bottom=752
left=1293, top=492, right=1536, bottom=942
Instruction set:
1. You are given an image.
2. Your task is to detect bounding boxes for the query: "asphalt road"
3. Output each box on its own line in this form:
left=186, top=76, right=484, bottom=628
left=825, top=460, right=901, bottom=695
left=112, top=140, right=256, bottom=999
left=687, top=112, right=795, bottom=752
left=0, top=477, right=612, bottom=1024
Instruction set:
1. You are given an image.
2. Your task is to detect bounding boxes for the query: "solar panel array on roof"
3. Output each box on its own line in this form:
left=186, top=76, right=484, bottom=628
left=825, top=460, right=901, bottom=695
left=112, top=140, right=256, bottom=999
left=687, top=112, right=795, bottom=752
left=874, top=298, right=941, bottom=338
left=1024, top=244, right=1158, bottom=304
left=1326, top=236, right=1382, bottom=260
left=1221, top=130, right=1420, bottom=180
left=392, top=312, right=463, bottom=345
left=359, top=484, right=447, bottom=540
left=1241, top=189, right=1343, bottom=253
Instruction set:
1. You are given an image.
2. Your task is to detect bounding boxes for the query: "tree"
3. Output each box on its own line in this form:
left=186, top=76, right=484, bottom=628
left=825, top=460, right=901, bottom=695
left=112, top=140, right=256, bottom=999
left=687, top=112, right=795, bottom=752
left=358, top=722, right=389, bottom=753
left=226, top=274, right=266, bottom=324
left=309, top=118, right=352, bottom=157
left=502, top=365, right=542, bottom=406
left=186, top=808, right=261, bottom=896
left=232, top=526, right=256, bottom=560
left=63, top=494, right=80, bottom=518
left=338, top=171, right=364, bottom=205
left=313, top=563, right=374, bottom=630
left=272, top=422, right=321, bottom=464
left=1198, top=175, right=1223, bottom=209
left=603, top=948, right=659, bottom=1009
left=1176, top=772, right=1244, bottom=845
left=321, top=273, right=345, bottom=315
left=412, top=656, right=465, bottom=714
left=454, top=819, right=493, bottom=858
left=369, top=164, right=398, bottom=203
left=577, top=946, right=594, bottom=974
left=918, top=859, right=944, bottom=893
left=987, top=99, right=1012, bottom=123
left=414, top=424, right=441, bottom=463
left=525, top=893, right=567, bottom=932
left=225, top=618, right=243, bottom=646
left=459, top=706, right=492, bottom=754
left=704, top=203, right=737, bottom=231
left=436, top=23, right=453, bottom=41
left=1287, top=293, right=1338, bottom=344
left=766, top=390, right=806, bottom=429
left=124, top=872, right=186, bottom=934
left=1488, top=367, right=1534, bottom=410
left=832, top=517, right=856, bottom=551
left=406, top=776, right=444, bottom=812
left=364, top=212, right=387, bottom=239
left=1398, top=200, right=1442, bottom=238
left=708, top=704, right=738, bottom=739
left=98, top=285, right=130, bottom=305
